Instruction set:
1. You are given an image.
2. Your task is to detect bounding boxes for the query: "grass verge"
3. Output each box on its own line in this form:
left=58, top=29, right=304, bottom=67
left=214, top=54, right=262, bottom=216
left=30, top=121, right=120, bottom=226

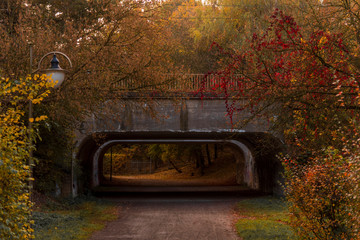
left=33, top=195, right=118, bottom=240
left=236, top=196, right=295, bottom=240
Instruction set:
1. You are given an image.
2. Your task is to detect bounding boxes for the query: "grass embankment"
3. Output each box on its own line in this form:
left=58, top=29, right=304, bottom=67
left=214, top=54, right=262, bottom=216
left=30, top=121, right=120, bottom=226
left=236, top=197, right=295, bottom=240
left=33, top=195, right=117, bottom=240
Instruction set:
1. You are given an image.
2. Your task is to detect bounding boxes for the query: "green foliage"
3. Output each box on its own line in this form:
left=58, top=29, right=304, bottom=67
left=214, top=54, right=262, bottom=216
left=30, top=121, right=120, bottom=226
left=146, top=144, right=163, bottom=161
left=167, top=0, right=284, bottom=73
left=33, top=197, right=117, bottom=240
left=102, top=144, right=219, bottom=177
left=237, top=197, right=290, bottom=220
left=0, top=108, right=33, bottom=239
left=146, top=144, right=197, bottom=164
left=0, top=75, right=54, bottom=239
left=33, top=119, right=74, bottom=193
left=103, top=145, right=138, bottom=175
left=237, top=220, right=294, bottom=240
left=236, top=197, right=295, bottom=240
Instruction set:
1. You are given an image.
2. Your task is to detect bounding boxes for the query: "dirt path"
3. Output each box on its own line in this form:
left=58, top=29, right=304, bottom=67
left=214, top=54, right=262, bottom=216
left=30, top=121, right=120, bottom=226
left=90, top=193, right=240, bottom=240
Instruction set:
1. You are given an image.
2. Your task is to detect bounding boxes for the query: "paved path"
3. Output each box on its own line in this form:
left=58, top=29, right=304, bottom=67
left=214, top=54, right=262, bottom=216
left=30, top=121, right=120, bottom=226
left=90, top=193, right=242, bottom=240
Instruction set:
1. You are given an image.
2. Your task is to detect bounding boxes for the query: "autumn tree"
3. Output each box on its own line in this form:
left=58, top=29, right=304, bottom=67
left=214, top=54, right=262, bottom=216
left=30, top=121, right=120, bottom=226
left=0, top=0, right=180, bottom=192
left=2, top=0, right=179, bottom=123
left=165, top=0, right=288, bottom=73
left=0, top=74, right=54, bottom=239
left=204, top=4, right=360, bottom=238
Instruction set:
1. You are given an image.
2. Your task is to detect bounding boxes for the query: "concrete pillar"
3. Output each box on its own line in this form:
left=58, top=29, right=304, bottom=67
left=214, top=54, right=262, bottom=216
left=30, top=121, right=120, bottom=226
left=124, top=103, right=133, bottom=130
left=180, top=101, right=188, bottom=131
left=228, top=140, right=259, bottom=190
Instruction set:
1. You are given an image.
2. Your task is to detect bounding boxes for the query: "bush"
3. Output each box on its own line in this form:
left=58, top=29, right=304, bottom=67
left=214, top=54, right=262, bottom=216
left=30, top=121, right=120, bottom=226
left=0, top=75, right=53, bottom=239
left=283, top=147, right=360, bottom=239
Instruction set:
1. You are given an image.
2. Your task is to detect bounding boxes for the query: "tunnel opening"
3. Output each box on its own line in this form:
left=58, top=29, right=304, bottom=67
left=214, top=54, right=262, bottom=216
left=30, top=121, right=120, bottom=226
left=76, top=132, right=283, bottom=195
left=99, top=143, right=243, bottom=188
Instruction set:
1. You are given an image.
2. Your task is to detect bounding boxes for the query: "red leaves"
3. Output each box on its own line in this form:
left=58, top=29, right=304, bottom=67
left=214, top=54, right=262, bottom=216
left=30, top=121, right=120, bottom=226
left=200, top=9, right=360, bottom=133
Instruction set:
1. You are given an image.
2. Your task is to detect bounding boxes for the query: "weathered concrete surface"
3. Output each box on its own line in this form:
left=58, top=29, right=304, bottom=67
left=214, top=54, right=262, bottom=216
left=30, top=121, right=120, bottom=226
left=77, top=99, right=269, bottom=136
left=90, top=193, right=241, bottom=240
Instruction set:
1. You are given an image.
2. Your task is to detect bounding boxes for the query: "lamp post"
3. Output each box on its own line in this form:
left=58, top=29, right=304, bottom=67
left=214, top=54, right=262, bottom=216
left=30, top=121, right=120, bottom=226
left=28, top=45, right=72, bottom=198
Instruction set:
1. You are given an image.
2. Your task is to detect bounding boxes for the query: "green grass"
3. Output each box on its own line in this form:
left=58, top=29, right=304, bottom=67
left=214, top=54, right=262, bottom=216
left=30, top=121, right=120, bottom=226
left=236, top=197, right=296, bottom=240
left=33, top=196, right=118, bottom=240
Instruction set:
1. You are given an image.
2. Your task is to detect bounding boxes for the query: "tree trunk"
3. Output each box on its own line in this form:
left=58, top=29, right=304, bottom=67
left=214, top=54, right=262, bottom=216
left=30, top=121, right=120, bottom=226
left=206, top=144, right=211, bottom=166
left=168, top=159, right=182, bottom=173
left=194, top=150, right=199, bottom=168
left=214, top=144, right=218, bottom=160
left=196, top=151, right=205, bottom=176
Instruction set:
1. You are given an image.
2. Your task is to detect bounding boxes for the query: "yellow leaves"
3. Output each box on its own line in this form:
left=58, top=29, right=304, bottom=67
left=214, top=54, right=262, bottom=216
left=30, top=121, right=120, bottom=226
left=319, top=36, right=328, bottom=45
left=32, top=97, right=43, bottom=104
left=4, top=82, right=11, bottom=90
left=35, top=115, right=47, bottom=122
left=2, top=74, right=54, bottom=106
left=28, top=116, right=48, bottom=123
left=0, top=75, right=53, bottom=240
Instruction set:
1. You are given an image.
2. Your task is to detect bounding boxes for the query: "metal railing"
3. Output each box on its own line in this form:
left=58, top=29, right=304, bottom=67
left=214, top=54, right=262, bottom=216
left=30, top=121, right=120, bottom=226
left=113, top=74, right=246, bottom=92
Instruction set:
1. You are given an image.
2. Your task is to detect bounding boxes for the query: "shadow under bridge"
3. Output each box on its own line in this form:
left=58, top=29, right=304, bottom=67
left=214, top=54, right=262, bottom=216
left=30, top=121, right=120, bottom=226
left=77, top=131, right=284, bottom=194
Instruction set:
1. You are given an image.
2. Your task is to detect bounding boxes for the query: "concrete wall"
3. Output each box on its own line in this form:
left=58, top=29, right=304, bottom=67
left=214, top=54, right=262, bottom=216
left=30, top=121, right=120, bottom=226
left=73, top=98, right=282, bottom=195
left=76, top=99, right=270, bottom=138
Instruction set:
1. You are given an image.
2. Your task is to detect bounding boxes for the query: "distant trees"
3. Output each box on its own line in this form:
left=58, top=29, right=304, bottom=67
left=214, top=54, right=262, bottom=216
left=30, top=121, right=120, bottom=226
left=146, top=144, right=219, bottom=175
left=102, top=144, right=222, bottom=177
left=164, top=0, right=285, bottom=73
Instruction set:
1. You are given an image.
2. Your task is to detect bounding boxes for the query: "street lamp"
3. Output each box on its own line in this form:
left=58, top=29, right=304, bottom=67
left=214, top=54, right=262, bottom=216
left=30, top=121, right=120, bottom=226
left=28, top=45, right=72, bottom=198
left=35, top=51, right=72, bottom=88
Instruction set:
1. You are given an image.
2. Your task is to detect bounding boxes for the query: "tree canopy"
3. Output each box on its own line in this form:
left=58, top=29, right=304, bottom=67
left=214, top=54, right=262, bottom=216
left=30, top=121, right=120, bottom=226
left=200, top=1, right=360, bottom=238
left=3, top=0, right=360, bottom=238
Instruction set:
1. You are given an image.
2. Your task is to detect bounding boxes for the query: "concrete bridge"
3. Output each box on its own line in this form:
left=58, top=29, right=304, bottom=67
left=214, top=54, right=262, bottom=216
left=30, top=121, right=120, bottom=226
left=73, top=75, right=284, bottom=196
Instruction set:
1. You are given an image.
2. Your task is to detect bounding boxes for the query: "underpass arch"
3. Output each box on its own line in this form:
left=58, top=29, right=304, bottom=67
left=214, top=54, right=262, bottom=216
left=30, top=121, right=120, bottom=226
left=91, top=139, right=258, bottom=189
left=76, top=131, right=283, bottom=194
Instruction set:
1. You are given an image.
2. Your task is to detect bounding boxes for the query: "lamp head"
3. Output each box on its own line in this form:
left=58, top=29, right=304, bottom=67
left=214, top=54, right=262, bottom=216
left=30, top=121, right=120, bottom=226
left=44, top=54, right=66, bottom=88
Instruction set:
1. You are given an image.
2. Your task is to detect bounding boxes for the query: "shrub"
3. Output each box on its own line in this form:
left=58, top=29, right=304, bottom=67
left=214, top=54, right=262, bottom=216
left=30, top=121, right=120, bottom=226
left=283, top=147, right=360, bottom=239
left=0, top=75, right=53, bottom=239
